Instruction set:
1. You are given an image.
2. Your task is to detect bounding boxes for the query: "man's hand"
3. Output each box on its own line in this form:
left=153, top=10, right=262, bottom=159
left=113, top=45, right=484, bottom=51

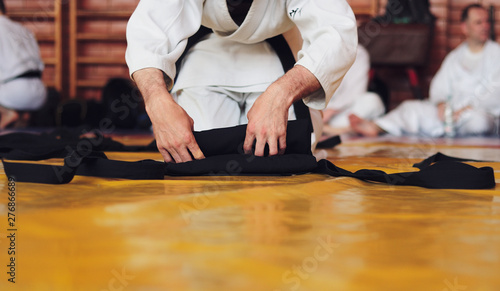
left=133, top=68, right=205, bottom=163
left=244, top=85, right=289, bottom=156
left=437, top=102, right=447, bottom=121
left=437, top=102, right=472, bottom=122
left=147, top=96, right=205, bottom=163
left=243, top=65, right=321, bottom=156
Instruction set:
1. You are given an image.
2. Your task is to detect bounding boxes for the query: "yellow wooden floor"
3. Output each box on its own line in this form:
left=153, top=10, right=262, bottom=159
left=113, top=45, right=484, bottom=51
left=1, top=134, right=500, bottom=291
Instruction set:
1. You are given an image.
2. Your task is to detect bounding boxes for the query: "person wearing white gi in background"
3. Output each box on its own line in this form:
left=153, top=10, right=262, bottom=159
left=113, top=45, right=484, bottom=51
left=322, top=44, right=385, bottom=135
left=0, top=0, right=47, bottom=129
left=349, top=4, right=500, bottom=137
left=126, top=0, right=357, bottom=163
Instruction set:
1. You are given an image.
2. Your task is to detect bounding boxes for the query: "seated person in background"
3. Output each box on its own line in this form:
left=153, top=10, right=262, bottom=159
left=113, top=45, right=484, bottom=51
left=0, top=0, right=47, bottom=129
left=322, top=44, right=385, bottom=135
left=349, top=4, right=500, bottom=137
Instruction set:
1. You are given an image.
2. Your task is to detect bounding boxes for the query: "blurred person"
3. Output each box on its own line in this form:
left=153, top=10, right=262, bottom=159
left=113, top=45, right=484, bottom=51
left=0, top=0, right=47, bottom=129
left=322, top=44, right=385, bottom=135
left=350, top=4, right=500, bottom=137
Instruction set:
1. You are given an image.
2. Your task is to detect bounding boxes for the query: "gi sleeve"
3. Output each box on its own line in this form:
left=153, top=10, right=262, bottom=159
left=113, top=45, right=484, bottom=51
left=125, top=0, right=204, bottom=89
left=287, top=0, right=358, bottom=110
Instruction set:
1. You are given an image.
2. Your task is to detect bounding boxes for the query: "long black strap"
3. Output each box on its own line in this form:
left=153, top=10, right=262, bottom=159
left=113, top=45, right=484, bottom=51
left=1, top=123, right=496, bottom=189
left=314, top=155, right=495, bottom=189
left=2, top=120, right=315, bottom=184
left=2, top=150, right=495, bottom=189
left=0, top=127, right=156, bottom=160
left=0, top=120, right=312, bottom=161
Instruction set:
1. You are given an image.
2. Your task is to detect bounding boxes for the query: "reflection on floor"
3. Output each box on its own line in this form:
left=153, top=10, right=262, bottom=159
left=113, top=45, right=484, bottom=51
left=1, top=133, right=499, bottom=291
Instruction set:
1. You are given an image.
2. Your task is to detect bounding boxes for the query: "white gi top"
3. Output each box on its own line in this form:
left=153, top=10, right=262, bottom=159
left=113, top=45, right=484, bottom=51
left=0, top=15, right=44, bottom=83
left=126, top=0, right=357, bottom=110
left=429, top=40, right=500, bottom=116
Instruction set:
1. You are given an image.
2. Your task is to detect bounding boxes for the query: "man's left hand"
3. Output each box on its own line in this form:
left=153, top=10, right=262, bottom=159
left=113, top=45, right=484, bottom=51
left=243, top=65, right=322, bottom=156
left=243, top=85, right=290, bottom=156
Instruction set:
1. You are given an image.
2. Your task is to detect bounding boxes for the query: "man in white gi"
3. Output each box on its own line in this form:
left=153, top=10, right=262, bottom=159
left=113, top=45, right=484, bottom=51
left=322, top=44, right=385, bottom=135
left=349, top=4, right=500, bottom=137
left=0, top=0, right=47, bottom=129
left=126, top=0, right=357, bottom=163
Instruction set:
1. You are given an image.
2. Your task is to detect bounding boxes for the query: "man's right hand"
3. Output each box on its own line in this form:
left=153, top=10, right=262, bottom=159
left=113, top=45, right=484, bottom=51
left=437, top=102, right=471, bottom=123
left=147, top=96, right=205, bottom=163
left=132, top=68, right=205, bottom=163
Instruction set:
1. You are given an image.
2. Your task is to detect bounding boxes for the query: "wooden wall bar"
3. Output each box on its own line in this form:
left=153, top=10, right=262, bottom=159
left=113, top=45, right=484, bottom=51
left=69, top=0, right=139, bottom=100
left=4, top=0, right=500, bottom=103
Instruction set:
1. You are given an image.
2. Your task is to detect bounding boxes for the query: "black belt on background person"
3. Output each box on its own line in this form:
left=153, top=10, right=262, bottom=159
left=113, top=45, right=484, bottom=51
left=0, top=120, right=496, bottom=189
left=1, top=70, right=42, bottom=85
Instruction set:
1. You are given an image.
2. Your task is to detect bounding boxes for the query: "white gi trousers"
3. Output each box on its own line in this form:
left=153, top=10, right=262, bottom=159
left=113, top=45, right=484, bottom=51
left=0, top=78, right=46, bottom=111
left=328, top=92, right=385, bottom=128
left=375, top=100, right=497, bottom=137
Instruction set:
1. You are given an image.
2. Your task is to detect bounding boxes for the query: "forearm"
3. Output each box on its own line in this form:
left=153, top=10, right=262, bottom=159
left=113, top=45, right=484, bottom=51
left=132, top=68, right=173, bottom=106
left=132, top=67, right=204, bottom=163
left=269, top=64, right=322, bottom=109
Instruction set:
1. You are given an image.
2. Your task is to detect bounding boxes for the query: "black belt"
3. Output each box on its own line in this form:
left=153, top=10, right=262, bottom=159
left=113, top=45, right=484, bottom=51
left=1, top=70, right=42, bottom=84
left=0, top=120, right=495, bottom=189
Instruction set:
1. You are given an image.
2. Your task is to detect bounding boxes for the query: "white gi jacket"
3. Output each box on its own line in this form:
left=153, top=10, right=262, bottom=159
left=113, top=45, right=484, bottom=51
left=126, top=0, right=357, bottom=110
left=430, top=40, right=500, bottom=116
left=0, top=15, right=46, bottom=110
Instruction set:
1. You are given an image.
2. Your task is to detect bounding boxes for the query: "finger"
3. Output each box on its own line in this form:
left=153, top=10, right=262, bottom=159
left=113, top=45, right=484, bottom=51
left=177, top=147, right=194, bottom=163
left=267, top=138, right=278, bottom=156
left=254, top=136, right=267, bottom=157
left=158, top=148, right=173, bottom=163
left=187, top=142, right=205, bottom=160
left=243, top=132, right=256, bottom=155
left=168, top=147, right=184, bottom=164
left=278, top=134, right=287, bottom=155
